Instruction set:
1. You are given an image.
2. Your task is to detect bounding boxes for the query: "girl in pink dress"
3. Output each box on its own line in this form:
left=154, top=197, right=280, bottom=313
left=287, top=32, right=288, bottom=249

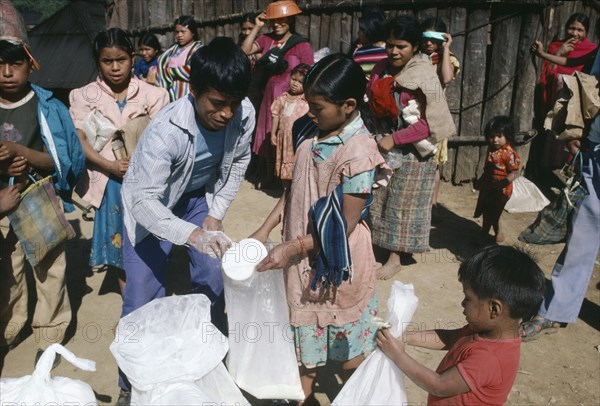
left=270, top=63, right=310, bottom=187
left=251, top=54, right=387, bottom=401
left=242, top=1, right=314, bottom=189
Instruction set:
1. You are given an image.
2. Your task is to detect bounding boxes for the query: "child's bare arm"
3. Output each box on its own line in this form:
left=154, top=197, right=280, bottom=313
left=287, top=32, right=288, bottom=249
left=377, top=329, right=470, bottom=398
left=404, top=328, right=464, bottom=350
left=0, top=141, right=54, bottom=173
left=249, top=189, right=287, bottom=243
left=439, top=33, right=455, bottom=85
left=532, top=40, right=568, bottom=66
left=256, top=192, right=367, bottom=271
left=271, top=115, right=280, bottom=146
left=343, top=193, right=368, bottom=235
left=76, top=129, right=128, bottom=178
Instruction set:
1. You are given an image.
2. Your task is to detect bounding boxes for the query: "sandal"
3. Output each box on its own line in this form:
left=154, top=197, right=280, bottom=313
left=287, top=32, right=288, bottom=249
left=520, top=318, right=560, bottom=342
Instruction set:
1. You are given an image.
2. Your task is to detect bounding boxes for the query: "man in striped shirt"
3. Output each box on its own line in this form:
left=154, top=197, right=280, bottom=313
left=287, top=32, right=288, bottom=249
left=117, top=36, right=255, bottom=400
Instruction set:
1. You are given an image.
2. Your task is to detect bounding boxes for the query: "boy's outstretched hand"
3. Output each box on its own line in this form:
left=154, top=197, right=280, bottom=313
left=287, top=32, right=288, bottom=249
left=376, top=328, right=405, bottom=363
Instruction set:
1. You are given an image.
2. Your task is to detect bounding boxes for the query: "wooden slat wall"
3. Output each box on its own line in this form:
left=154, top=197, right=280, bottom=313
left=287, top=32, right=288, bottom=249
left=442, top=6, right=466, bottom=181
left=124, top=0, right=598, bottom=183
left=454, top=7, right=488, bottom=183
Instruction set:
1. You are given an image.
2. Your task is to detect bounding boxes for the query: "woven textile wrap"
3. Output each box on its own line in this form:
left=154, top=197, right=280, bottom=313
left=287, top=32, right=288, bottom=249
left=309, top=183, right=373, bottom=290
left=518, top=153, right=588, bottom=244
left=7, top=175, right=75, bottom=267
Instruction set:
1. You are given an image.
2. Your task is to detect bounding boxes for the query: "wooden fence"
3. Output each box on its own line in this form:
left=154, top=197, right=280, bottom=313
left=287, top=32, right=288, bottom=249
left=121, top=0, right=600, bottom=183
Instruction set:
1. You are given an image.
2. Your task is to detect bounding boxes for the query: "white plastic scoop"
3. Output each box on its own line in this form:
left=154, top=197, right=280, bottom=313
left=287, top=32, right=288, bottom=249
left=221, top=238, right=268, bottom=281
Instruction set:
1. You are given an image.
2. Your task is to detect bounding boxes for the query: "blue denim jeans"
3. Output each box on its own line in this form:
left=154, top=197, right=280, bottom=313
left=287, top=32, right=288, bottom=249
left=118, top=189, right=225, bottom=390
left=539, top=142, right=600, bottom=323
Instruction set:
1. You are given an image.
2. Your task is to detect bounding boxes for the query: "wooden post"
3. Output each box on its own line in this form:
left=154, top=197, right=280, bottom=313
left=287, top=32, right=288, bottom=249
left=193, top=0, right=206, bottom=43
left=512, top=11, right=543, bottom=171
left=480, top=7, right=522, bottom=177
left=442, top=6, right=467, bottom=181
left=329, top=10, right=342, bottom=53
left=341, top=12, right=352, bottom=55
left=320, top=13, right=331, bottom=50
left=309, top=0, right=321, bottom=48
left=416, top=7, right=438, bottom=22
left=348, top=10, right=359, bottom=56
left=182, top=0, right=193, bottom=15
left=296, top=15, right=310, bottom=40
left=454, top=7, right=488, bottom=184
left=204, top=1, right=216, bottom=44
left=258, top=0, right=271, bottom=11
left=215, top=0, right=230, bottom=38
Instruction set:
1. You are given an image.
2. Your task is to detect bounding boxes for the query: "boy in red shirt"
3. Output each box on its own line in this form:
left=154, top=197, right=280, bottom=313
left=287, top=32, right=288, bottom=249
left=377, top=245, right=545, bottom=405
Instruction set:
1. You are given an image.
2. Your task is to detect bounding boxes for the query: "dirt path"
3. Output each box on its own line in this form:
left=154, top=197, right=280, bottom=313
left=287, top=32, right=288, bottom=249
left=1, top=180, right=598, bottom=405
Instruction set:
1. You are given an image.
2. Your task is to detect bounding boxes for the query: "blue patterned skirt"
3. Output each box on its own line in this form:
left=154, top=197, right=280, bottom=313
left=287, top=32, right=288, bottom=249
left=90, top=177, right=124, bottom=270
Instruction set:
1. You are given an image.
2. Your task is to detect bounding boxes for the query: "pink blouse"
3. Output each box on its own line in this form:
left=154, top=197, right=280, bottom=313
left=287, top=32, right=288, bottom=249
left=69, top=76, right=169, bottom=207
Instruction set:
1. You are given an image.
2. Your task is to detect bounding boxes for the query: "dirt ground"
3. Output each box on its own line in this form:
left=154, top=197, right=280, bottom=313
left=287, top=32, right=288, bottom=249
left=1, top=180, right=599, bottom=405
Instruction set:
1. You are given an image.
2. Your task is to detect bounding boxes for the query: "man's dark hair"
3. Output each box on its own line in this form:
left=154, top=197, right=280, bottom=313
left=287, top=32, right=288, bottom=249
left=189, top=37, right=251, bottom=98
left=458, top=245, right=546, bottom=320
left=0, top=40, right=30, bottom=64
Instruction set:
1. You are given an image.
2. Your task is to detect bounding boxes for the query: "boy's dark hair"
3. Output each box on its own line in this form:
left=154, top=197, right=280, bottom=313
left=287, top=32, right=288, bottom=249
left=458, top=245, right=545, bottom=320
left=484, top=115, right=515, bottom=145
left=189, top=37, right=251, bottom=98
left=565, top=12, right=590, bottom=34
left=139, top=33, right=161, bottom=53
left=386, top=15, right=422, bottom=47
left=93, top=28, right=134, bottom=63
left=175, top=15, right=199, bottom=41
left=0, top=40, right=30, bottom=64
left=420, top=17, right=448, bottom=34
left=359, top=7, right=387, bottom=44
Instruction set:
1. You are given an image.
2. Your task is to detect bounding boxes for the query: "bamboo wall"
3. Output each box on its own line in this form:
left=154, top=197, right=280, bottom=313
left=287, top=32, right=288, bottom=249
left=122, top=0, right=600, bottom=183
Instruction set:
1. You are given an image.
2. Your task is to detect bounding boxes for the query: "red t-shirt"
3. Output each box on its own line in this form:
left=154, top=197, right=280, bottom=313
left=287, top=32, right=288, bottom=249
left=428, top=326, right=521, bottom=406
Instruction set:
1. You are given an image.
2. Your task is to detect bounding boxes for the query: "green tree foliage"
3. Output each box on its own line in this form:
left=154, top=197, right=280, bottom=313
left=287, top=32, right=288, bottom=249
left=14, top=0, right=69, bottom=22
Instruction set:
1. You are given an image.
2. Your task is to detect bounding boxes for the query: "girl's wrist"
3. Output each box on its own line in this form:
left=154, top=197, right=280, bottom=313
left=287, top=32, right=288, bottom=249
left=296, top=235, right=308, bottom=256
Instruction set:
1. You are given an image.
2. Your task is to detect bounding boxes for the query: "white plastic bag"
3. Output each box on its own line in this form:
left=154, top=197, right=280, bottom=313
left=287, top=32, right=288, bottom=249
left=505, top=176, right=551, bottom=213
left=0, top=344, right=97, bottom=405
left=222, top=239, right=304, bottom=400
left=81, top=108, right=117, bottom=152
left=136, top=364, right=248, bottom=405
left=110, top=294, right=247, bottom=405
left=314, top=47, right=331, bottom=63
left=333, top=281, right=419, bottom=406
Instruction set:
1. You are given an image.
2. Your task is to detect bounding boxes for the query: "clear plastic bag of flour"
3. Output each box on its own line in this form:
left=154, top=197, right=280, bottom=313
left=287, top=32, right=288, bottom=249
left=0, top=344, right=97, bottom=405
left=110, top=294, right=247, bottom=405
left=333, top=281, right=419, bottom=406
left=222, top=239, right=304, bottom=400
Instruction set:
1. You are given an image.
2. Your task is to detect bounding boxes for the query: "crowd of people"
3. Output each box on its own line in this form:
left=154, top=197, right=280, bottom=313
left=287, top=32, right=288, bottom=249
left=0, top=0, right=598, bottom=405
